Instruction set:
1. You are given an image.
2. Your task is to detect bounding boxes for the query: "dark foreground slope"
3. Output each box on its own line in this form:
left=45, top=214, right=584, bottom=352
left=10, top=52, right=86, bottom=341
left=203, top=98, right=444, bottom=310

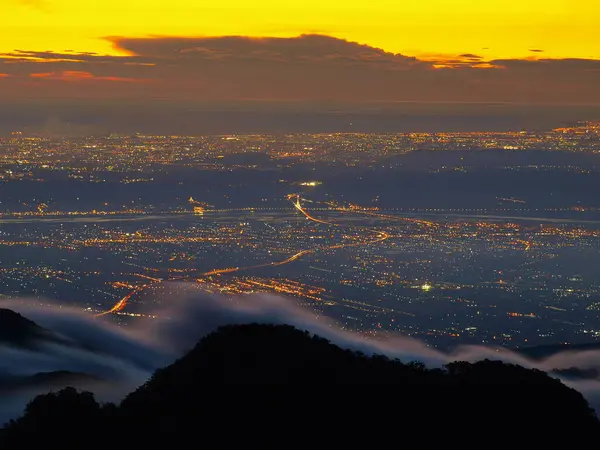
left=1, top=324, right=599, bottom=449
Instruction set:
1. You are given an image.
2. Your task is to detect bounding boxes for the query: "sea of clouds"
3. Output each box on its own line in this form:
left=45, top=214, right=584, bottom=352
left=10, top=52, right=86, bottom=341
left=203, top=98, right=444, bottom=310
left=2, top=282, right=600, bottom=423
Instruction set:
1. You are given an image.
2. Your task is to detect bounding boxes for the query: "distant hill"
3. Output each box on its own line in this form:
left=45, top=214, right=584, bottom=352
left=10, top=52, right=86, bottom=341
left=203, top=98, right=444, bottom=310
left=520, top=341, right=600, bottom=360
left=517, top=341, right=600, bottom=380
left=0, top=309, right=60, bottom=347
left=1, top=323, right=598, bottom=449
left=0, top=309, right=106, bottom=396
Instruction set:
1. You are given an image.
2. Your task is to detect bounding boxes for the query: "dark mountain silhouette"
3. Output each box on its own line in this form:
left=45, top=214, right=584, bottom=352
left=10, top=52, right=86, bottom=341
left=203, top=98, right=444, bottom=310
left=0, top=308, right=60, bottom=347
left=0, top=309, right=112, bottom=396
left=518, top=343, right=600, bottom=379
left=1, top=323, right=598, bottom=450
left=0, top=371, right=104, bottom=392
left=520, top=341, right=600, bottom=359
left=552, top=367, right=600, bottom=380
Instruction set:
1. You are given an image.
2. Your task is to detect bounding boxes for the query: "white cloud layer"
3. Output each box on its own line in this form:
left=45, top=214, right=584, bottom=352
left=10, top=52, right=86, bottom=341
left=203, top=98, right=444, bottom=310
left=2, top=283, right=600, bottom=422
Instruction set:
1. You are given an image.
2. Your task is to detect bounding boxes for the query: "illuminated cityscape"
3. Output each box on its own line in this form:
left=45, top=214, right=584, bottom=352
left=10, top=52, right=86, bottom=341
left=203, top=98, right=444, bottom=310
left=1, top=121, right=600, bottom=349
left=3, top=0, right=600, bottom=442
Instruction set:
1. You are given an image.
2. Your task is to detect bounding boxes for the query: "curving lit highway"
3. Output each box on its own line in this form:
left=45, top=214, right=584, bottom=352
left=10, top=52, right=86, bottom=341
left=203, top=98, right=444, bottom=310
left=96, top=194, right=390, bottom=317
left=95, top=283, right=150, bottom=317
left=290, top=194, right=335, bottom=225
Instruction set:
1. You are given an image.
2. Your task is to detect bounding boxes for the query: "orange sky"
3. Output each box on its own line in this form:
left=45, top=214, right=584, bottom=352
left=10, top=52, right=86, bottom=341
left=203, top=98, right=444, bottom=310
left=4, top=0, right=600, bottom=60
left=1, top=0, right=600, bottom=115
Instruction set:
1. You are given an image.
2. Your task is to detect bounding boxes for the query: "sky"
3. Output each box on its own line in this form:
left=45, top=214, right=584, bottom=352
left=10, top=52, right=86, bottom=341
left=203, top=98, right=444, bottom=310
left=2, top=0, right=599, bottom=133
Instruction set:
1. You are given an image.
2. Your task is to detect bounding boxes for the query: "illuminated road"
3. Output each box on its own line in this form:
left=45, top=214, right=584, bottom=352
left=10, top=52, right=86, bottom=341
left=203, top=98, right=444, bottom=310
left=96, top=195, right=390, bottom=316
left=95, top=283, right=150, bottom=317
left=289, top=194, right=335, bottom=225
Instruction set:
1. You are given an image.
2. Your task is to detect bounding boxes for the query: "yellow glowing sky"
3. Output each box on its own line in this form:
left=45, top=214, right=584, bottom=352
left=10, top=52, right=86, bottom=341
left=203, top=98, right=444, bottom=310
left=4, top=0, right=600, bottom=60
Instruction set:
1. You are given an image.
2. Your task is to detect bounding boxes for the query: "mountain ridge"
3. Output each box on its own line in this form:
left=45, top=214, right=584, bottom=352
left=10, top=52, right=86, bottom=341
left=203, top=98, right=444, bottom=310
left=1, top=322, right=598, bottom=449
left=0, top=308, right=54, bottom=347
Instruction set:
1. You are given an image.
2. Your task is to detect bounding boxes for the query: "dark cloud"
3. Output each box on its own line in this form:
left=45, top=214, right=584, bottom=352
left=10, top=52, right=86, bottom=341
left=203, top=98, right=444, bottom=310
left=0, top=34, right=598, bottom=105
left=458, top=53, right=483, bottom=60
left=28, top=70, right=149, bottom=83
left=529, top=49, right=545, bottom=53
left=492, top=57, right=600, bottom=70
left=110, top=34, right=423, bottom=68
left=0, top=35, right=598, bottom=134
